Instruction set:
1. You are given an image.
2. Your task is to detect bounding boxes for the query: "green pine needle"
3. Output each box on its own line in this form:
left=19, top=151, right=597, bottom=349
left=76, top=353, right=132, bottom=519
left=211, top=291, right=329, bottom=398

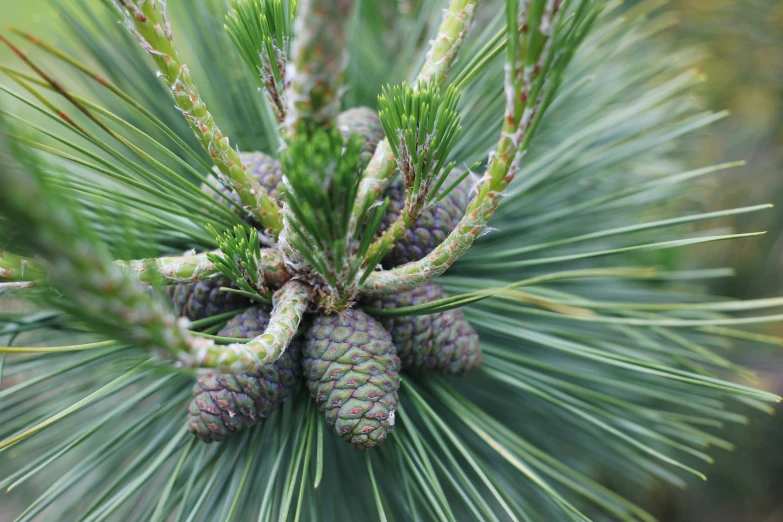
left=206, top=224, right=270, bottom=301
left=378, top=80, right=463, bottom=206
left=225, top=0, right=298, bottom=121
left=281, top=128, right=387, bottom=301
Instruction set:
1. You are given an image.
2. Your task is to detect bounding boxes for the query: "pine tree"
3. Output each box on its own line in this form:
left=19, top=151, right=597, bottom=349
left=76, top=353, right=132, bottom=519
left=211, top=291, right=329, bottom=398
left=0, top=0, right=781, bottom=520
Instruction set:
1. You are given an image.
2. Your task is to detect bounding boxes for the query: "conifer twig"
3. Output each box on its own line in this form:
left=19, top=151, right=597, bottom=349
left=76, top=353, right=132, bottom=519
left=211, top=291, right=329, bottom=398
left=112, top=249, right=289, bottom=287
left=0, top=122, right=200, bottom=358
left=350, top=0, right=478, bottom=235
left=280, top=129, right=387, bottom=309
left=284, top=0, right=354, bottom=133
left=112, top=0, right=283, bottom=235
left=363, top=81, right=462, bottom=263
left=1, top=128, right=303, bottom=373
left=226, top=0, right=298, bottom=123
left=177, top=280, right=311, bottom=372
left=361, top=0, right=597, bottom=294
left=8, top=250, right=289, bottom=287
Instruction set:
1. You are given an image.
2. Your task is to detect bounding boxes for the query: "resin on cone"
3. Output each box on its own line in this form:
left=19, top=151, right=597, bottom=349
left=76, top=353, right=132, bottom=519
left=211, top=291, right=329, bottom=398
left=303, top=308, right=401, bottom=449
left=166, top=277, right=251, bottom=321
left=188, top=307, right=303, bottom=442
left=365, top=283, right=482, bottom=375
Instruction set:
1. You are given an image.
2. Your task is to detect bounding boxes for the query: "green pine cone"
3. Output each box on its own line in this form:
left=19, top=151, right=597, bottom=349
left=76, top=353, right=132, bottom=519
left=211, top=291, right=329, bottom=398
left=187, top=307, right=303, bottom=442
left=166, top=277, right=250, bottom=321
left=336, top=107, right=385, bottom=168
left=380, top=172, right=470, bottom=268
left=365, top=283, right=482, bottom=375
left=303, top=308, right=401, bottom=450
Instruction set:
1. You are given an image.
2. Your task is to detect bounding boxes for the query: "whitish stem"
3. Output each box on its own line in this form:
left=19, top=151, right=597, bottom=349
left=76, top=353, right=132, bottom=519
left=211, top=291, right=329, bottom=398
left=116, top=251, right=219, bottom=284
left=360, top=2, right=567, bottom=295
left=284, top=0, right=355, bottom=134
left=177, top=280, right=311, bottom=372
left=360, top=195, right=499, bottom=294
left=112, top=0, right=283, bottom=235
left=9, top=249, right=290, bottom=287
left=350, top=0, right=478, bottom=236
left=364, top=201, right=419, bottom=263
left=0, top=281, right=36, bottom=290
left=110, top=249, right=290, bottom=287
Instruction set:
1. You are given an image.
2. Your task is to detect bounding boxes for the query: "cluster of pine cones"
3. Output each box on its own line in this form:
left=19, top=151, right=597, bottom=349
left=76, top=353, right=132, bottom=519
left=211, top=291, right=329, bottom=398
left=172, top=108, right=482, bottom=450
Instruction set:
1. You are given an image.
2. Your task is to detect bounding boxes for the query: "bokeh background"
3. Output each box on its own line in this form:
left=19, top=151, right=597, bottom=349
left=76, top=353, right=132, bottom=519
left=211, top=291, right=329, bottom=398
left=1, top=1, right=782, bottom=520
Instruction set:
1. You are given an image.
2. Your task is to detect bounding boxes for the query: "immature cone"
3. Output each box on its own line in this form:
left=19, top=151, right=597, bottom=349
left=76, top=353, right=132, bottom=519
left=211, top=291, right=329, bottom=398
left=365, top=283, right=482, bottom=375
left=381, top=172, right=470, bottom=268
left=188, top=307, right=303, bottom=442
left=166, top=277, right=250, bottom=321
left=336, top=107, right=385, bottom=167
left=303, top=308, right=401, bottom=449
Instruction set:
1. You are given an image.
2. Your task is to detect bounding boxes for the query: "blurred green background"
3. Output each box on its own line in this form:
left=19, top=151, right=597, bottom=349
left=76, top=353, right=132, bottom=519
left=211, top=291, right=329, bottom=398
left=1, top=0, right=782, bottom=520
left=653, top=1, right=783, bottom=520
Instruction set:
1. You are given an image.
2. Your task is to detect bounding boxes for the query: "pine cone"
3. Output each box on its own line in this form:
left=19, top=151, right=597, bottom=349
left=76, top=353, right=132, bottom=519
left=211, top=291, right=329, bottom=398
left=380, top=172, right=470, bottom=268
left=364, top=283, right=482, bottom=375
left=303, top=308, right=401, bottom=449
left=166, top=277, right=250, bottom=321
left=187, top=307, right=303, bottom=442
left=337, top=107, right=385, bottom=168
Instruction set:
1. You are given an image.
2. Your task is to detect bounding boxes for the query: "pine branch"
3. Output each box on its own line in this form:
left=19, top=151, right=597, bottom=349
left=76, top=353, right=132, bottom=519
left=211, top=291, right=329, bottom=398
left=364, top=80, right=463, bottom=263
left=349, top=0, right=478, bottom=241
left=0, top=127, right=302, bottom=373
left=118, top=248, right=289, bottom=287
left=284, top=0, right=354, bottom=134
left=360, top=0, right=599, bottom=294
left=0, top=119, right=196, bottom=359
left=111, top=0, right=284, bottom=235
left=225, top=0, right=298, bottom=123
left=8, top=249, right=289, bottom=287
left=419, top=0, right=478, bottom=84
left=177, top=280, right=311, bottom=372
